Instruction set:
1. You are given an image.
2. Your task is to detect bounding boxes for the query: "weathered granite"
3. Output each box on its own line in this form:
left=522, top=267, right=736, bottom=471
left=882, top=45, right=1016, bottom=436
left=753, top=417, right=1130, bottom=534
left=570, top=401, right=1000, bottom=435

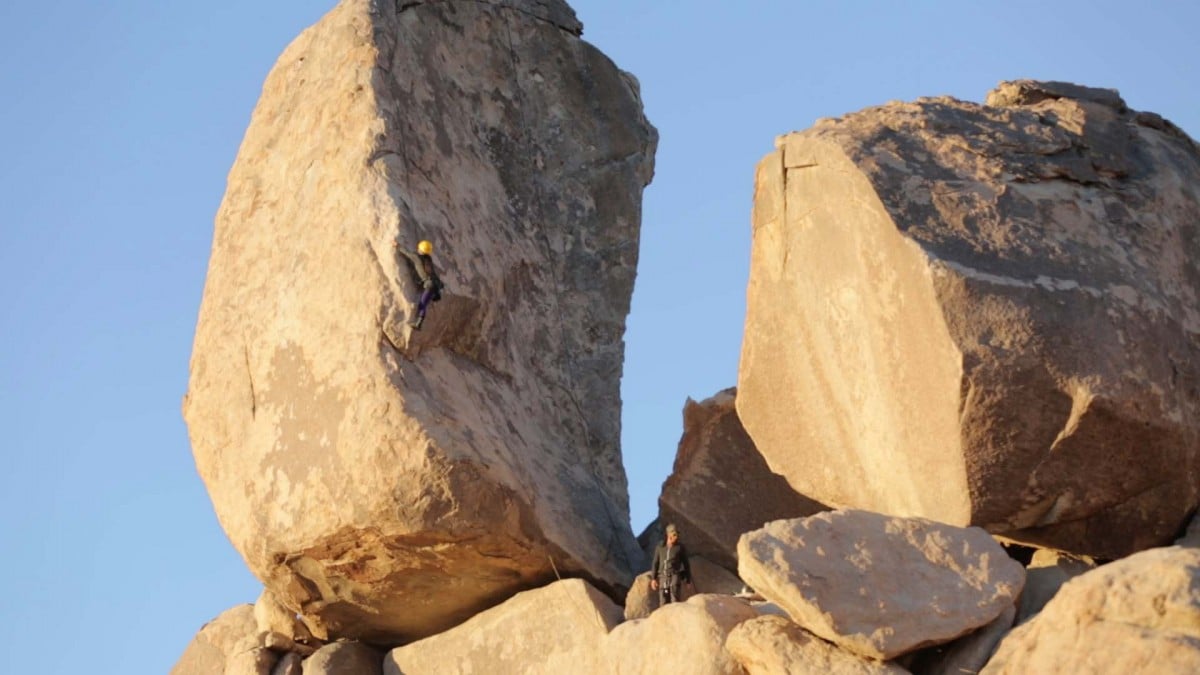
left=185, top=0, right=655, bottom=643
left=739, top=79, right=1200, bottom=559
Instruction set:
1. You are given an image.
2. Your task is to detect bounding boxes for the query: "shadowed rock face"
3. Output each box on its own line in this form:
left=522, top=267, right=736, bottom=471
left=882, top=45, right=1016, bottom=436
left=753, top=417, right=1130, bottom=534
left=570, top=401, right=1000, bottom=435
left=184, top=0, right=656, bottom=643
left=739, top=80, right=1200, bottom=559
left=659, top=388, right=827, bottom=570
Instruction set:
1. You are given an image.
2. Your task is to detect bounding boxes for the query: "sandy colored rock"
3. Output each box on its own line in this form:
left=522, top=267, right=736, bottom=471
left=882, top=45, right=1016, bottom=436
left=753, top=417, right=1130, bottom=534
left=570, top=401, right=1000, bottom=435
left=623, top=571, right=655, bottom=620
left=272, top=653, right=304, bottom=675
left=983, top=545, right=1200, bottom=674
left=172, top=604, right=260, bottom=675
left=1014, top=549, right=1095, bottom=624
left=184, top=0, right=655, bottom=643
left=738, top=79, right=1200, bottom=559
left=727, top=615, right=910, bottom=675
left=738, top=511, right=1025, bottom=660
left=304, top=641, right=382, bottom=675
left=605, top=594, right=758, bottom=675
left=908, top=604, right=1014, bottom=675
left=385, top=579, right=622, bottom=675
left=660, top=388, right=826, bottom=570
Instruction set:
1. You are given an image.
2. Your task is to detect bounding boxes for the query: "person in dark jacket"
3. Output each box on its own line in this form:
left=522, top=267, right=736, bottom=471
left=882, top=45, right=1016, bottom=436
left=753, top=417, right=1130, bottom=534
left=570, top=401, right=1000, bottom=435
left=397, top=239, right=444, bottom=330
left=650, top=523, right=692, bottom=606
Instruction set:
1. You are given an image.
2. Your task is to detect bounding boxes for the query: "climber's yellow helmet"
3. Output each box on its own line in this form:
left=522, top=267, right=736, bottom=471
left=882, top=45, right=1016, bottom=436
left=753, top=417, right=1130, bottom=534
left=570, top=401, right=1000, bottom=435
left=417, top=240, right=433, bottom=255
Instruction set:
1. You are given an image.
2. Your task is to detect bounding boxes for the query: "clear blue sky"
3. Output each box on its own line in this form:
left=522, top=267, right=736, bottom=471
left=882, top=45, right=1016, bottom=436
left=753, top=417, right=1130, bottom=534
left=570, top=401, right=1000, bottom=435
left=2, top=1, right=1196, bottom=672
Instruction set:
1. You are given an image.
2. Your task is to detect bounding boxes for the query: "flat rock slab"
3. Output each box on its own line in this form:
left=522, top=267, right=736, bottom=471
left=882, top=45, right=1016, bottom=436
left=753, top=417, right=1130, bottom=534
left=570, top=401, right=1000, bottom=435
left=738, top=510, right=1025, bottom=660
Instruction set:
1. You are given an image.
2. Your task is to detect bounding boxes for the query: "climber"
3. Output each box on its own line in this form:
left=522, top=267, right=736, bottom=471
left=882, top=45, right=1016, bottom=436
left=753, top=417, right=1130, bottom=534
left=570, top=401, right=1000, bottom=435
left=397, top=238, right=444, bottom=330
left=649, top=523, right=693, bottom=606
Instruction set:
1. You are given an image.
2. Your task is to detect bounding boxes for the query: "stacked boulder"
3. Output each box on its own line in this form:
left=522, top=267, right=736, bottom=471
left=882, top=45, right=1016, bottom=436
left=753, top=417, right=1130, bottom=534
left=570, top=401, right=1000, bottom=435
left=175, top=0, right=1200, bottom=668
left=183, top=0, right=654, bottom=646
left=739, top=79, right=1200, bottom=560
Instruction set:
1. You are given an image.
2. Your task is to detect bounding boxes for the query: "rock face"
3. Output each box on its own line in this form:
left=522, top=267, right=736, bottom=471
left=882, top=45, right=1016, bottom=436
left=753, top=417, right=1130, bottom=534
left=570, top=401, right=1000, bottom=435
left=726, top=615, right=910, bottom=675
left=184, top=0, right=656, bottom=642
left=1014, top=549, right=1095, bottom=624
left=737, top=511, right=1025, bottom=660
left=982, top=545, right=1200, bottom=674
left=659, top=388, right=826, bottom=570
left=605, top=594, right=759, bottom=675
left=386, top=579, right=622, bottom=675
left=738, top=79, right=1200, bottom=559
left=172, top=605, right=260, bottom=675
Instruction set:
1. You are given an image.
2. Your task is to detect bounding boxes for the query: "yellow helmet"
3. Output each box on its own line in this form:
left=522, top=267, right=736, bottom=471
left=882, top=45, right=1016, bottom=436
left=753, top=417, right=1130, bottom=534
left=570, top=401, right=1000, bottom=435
left=417, top=240, right=433, bottom=255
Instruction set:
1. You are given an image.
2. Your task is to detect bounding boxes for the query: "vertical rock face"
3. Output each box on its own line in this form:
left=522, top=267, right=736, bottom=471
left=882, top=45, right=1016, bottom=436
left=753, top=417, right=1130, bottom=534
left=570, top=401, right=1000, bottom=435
left=659, top=388, right=826, bottom=570
left=739, top=80, right=1200, bottom=559
left=184, top=0, right=656, bottom=643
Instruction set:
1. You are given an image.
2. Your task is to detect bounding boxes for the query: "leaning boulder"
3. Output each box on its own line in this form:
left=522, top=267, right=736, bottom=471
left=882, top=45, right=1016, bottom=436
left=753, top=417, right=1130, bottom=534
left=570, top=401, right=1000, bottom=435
left=184, top=0, right=655, bottom=643
left=738, top=510, right=1025, bottom=660
left=659, top=388, right=826, bottom=570
left=738, top=79, right=1200, bottom=558
left=982, top=545, right=1200, bottom=674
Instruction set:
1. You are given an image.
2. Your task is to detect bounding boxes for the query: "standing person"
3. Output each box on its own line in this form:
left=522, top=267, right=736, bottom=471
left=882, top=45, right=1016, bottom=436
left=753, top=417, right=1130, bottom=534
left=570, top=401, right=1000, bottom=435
left=397, top=239, right=443, bottom=330
left=649, top=523, right=693, bottom=606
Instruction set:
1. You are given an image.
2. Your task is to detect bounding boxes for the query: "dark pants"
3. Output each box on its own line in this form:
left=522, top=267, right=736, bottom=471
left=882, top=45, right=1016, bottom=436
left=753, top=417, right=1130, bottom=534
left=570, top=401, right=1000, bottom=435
left=658, top=575, right=683, bottom=604
left=417, top=287, right=435, bottom=317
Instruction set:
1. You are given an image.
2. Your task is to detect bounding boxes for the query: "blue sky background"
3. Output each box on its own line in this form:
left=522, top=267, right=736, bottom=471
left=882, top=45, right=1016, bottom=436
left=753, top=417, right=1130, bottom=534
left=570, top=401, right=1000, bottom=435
left=1, top=1, right=1196, bottom=672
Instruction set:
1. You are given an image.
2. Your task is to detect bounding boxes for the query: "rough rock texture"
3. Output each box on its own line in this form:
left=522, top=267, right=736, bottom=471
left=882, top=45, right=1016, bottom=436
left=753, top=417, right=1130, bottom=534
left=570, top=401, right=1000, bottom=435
left=271, top=653, right=303, bottom=675
left=738, top=511, right=1025, bottom=660
left=624, top=555, right=745, bottom=620
left=623, top=572, right=656, bottom=620
left=172, top=605, right=260, bottom=675
left=184, top=0, right=656, bottom=642
left=908, top=604, right=1014, bottom=675
left=1175, top=510, right=1200, bottom=547
left=982, top=545, right=1200, bottom=674
left=304, top=641, right=383, bottom=675
left=605, top=594, right=759, bottom=675
left=660, top=388, right=827, bottom=570
left=727, top=615, right=910, bottom=675
left=691, top=554, right=746, bottom=596
left=385, top=579, right=623, bottom=675
left=1014, top=549, right=1095, bottom=624
left=738, top=79, right=1200, bottom=559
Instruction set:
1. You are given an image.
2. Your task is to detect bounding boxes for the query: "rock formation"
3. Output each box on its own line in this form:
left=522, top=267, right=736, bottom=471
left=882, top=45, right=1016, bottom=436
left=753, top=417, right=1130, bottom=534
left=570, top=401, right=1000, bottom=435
left=659, top=388, right=826, bottom=570
left=726, top=615, right=910, bottom=675
left=184, top=0, right=655, bottom=643
left=739, top=79, right=1200, bottom=559
left=982, top=545, right=1200, bottom=673
left=737, top=511, right=1025, bottom=660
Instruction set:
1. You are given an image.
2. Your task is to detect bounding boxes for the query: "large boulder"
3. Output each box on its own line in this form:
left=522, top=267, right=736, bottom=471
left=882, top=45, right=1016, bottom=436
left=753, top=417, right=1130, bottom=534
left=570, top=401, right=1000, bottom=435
left=172, top=605, right=263, bottom=675
left=385, top=579, right=623, bottom=675
left=659, top=388, right=826, bottom=570
left=726, top=615, right=910, bottom=675
left=184, top=0, right=656, bottom=643
left=737, top=510, right=1025, bottom=660
left=738, top=79, right=1200, bottom=559
left=982, top=545, right=1200, bottom=674
left=605, top=594, right=759, bottom=675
